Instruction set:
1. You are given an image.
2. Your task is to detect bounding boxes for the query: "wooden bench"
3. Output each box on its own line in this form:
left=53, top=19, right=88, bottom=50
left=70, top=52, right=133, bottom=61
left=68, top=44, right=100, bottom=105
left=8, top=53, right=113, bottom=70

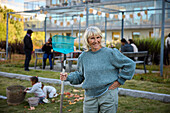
left=0, top=52, right=6, bottom=60
left=52, top=52, right=63, bottom=71
left=66, top=51, right=82, bottom=72
left=123, top=51, right=148, bottom=73
left=34, top=49, right=44, bottom=69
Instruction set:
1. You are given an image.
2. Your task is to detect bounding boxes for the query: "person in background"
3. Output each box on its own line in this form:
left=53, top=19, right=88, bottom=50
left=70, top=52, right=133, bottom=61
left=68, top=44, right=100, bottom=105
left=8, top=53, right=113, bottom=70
left=24, top=76, right=47, bottom=104
left=128, top=39, right=138, bottom=61
left=24, top=29, right=33, bottom=71
left=164, top=33, right=170, bottom=65
left=42, top=83, right=58, bottom=98
left=60, top=26, right=136, bottom=113
left=42, top=38, right=53, bottom=70
left=120, top=38, right=133, bottom=52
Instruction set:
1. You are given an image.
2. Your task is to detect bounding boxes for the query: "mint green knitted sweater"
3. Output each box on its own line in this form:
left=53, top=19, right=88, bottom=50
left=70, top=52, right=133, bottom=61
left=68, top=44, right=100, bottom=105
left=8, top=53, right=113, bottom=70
left=66, top=47, right=136, bottom=97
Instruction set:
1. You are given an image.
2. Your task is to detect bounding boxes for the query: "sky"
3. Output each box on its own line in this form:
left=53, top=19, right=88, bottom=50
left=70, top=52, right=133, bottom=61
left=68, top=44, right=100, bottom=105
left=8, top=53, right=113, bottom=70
left=1, top=0, right=25, bottom=11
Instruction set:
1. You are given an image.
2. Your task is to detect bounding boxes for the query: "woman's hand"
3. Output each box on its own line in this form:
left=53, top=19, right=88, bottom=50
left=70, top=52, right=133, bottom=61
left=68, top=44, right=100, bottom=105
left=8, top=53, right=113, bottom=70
left=109, top=81, right=121, bottom=90
left=60, top=72, right=68, bottom=81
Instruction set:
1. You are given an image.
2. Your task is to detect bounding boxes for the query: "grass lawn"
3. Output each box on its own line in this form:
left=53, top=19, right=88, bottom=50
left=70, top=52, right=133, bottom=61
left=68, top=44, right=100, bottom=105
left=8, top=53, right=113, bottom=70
left=0, top=76, right=170, bottom=113
left=0, top=66, right=170, bottom=94
left=0, top=54, right=170, bottom=112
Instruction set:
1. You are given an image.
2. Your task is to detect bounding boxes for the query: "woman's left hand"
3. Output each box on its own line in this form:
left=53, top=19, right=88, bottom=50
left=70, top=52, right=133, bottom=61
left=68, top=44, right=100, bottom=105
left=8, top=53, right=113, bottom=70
left=109, top=81, right=121, bottom=90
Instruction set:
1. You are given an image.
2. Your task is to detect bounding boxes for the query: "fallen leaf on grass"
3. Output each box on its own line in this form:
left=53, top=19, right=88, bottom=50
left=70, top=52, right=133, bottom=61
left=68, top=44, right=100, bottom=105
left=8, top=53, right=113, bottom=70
left=68, top=109, right=72, bottom=112
left=68, top=100, right=76, bottom=105
left=24, top=106, right=27, bottom=108
left=80, top=94, right=84, bottom=97
left=79, top=97, right=84, bottom=100
left=74, top=98, right=80, bottom=102
left=69, top=94, right=74, bottom=98
left=74, top=94, right=80, bottom=98
left=51, top=99, right=55, bottom=103
left=73, top=89, right=80, bottom=93
left=63, top=99, right=67, bottom=102
left=28, top=106, right=35, bottom=110
left=64, top=92, right=71, bottom=95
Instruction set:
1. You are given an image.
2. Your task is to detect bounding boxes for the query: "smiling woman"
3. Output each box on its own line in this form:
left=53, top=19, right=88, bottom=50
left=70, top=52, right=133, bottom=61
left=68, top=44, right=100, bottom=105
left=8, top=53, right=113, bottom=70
left=83, top=26, right=104, bottom=52
left=60, top=26, right=136, bottom=113
left=87, top=36, right=102, bottom=52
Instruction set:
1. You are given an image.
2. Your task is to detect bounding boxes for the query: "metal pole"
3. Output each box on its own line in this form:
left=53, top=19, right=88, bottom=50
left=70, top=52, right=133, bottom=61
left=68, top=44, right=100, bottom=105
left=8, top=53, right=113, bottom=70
left=6, top=12, right=9, bottom=59
left=44, top=17, right=47, bottom=43
left=79, top=18, right=81, bottom=50
left=121, top=12, right=124, bottom=39
left=71, top=16, right=73, bottom=37
left=60, top=54, right=66, bottom=113
left=105, top=16, right=107, bottom=46
left=86, top=4, right=89, bottom=28
left=160, top=0, right=165, bottom=77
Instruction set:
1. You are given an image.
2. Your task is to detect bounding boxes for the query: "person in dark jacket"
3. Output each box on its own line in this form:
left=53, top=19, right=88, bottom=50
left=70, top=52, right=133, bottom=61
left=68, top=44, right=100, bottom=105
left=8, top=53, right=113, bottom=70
left=24, top=29, right=33, bottom=71
left=42, top=38, right=53, bottom=70
left=120, top=38, right=133, bottom=52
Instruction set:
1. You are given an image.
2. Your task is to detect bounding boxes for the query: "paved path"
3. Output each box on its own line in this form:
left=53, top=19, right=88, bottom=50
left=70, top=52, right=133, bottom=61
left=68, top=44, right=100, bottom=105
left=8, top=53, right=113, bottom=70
left=0, top=71, right=170, bottom=102
left=32, top=62, right=159, bottom=74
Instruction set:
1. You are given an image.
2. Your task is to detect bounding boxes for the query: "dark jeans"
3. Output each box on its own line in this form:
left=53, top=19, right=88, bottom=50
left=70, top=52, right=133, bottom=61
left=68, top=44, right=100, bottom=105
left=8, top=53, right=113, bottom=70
left=24, top=51, right=32, bottom=70
left=164, top=47, right=169, bottom=65
left=39, top=96, right=45, bottom=104
left=43, top=53, right=53, bottom=69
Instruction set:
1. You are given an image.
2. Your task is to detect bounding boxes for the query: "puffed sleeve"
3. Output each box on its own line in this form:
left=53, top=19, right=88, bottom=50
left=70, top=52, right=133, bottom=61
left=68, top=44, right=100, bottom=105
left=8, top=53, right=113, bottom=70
left=110, top=48, right=136, bottom=85
left=66, top=54, right=84, bottom=85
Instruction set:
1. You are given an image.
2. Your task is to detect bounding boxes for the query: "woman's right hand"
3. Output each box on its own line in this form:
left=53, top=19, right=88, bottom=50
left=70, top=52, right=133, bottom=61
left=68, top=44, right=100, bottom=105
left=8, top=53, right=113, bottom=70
left=60, top=72, right=68, bottom=81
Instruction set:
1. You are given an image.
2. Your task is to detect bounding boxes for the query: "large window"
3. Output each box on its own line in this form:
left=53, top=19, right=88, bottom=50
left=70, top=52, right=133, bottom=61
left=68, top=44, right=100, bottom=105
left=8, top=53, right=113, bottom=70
left=51, top=0, right=60, bottom=5
left=149, top=31, right=153, bottom=38
left=132, top=32, right=140, bottom=39
left=62, top=33, right=71, bottom=36
left=76, top=33, right=83, bottom=38
left=112, top=32, right=120, bottom=41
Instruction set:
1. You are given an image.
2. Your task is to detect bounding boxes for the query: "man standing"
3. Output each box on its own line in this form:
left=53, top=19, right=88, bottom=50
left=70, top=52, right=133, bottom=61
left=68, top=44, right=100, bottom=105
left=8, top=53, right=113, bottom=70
left=24, top=29, right=33, bottom=71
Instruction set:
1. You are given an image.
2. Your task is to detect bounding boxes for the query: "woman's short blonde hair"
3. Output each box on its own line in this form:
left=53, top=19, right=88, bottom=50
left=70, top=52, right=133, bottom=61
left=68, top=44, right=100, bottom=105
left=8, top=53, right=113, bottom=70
left=83, top=26, right=104, bottom=51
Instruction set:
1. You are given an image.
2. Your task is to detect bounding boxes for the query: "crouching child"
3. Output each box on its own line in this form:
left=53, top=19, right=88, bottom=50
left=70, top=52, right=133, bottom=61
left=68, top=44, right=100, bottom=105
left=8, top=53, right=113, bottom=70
left=24, top=76, right=48, bottom=106
left=42, top=83, right=58, bottom=99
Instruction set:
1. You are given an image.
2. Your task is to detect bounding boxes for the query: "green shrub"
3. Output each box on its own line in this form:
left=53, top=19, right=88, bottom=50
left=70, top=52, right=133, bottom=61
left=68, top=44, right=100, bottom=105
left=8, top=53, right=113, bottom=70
left=134, top=37, right=162, bottom=65
left=74, top=42, right=83, bottom=51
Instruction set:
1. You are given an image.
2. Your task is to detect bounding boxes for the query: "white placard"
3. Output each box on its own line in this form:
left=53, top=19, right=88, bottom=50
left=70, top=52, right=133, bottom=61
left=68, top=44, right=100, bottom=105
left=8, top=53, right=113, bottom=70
left=70, top=20, right=74, bottom=25
left=77, top=16, right=80, bottom=21
left=109, top=14, right=114, bottom=19
left=93, top=10, right=97, bottom=15
left=118, top=14, right=122, bottom=19
left=63, top=22, right=67, bottom=27
left=102, top=12, right=105, bottom=17
left=83, top=11, right=86, bottom=15
left=141, top=11, right=145, bottom=16
left=126, top=14, right=130, bottom=19
left=57, top=21, right=60, bottom=26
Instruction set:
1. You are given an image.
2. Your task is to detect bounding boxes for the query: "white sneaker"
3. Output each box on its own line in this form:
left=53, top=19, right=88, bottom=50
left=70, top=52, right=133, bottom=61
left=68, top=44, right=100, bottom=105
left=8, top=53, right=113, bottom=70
left=43, top=98, right=50, bottom=103
left=53, top=93, right=58, bottom=98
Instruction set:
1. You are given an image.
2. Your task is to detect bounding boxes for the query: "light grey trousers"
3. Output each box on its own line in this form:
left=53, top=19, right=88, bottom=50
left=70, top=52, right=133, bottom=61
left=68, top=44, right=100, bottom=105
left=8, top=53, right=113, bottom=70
left=83, top=88, right=118, bottom=113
